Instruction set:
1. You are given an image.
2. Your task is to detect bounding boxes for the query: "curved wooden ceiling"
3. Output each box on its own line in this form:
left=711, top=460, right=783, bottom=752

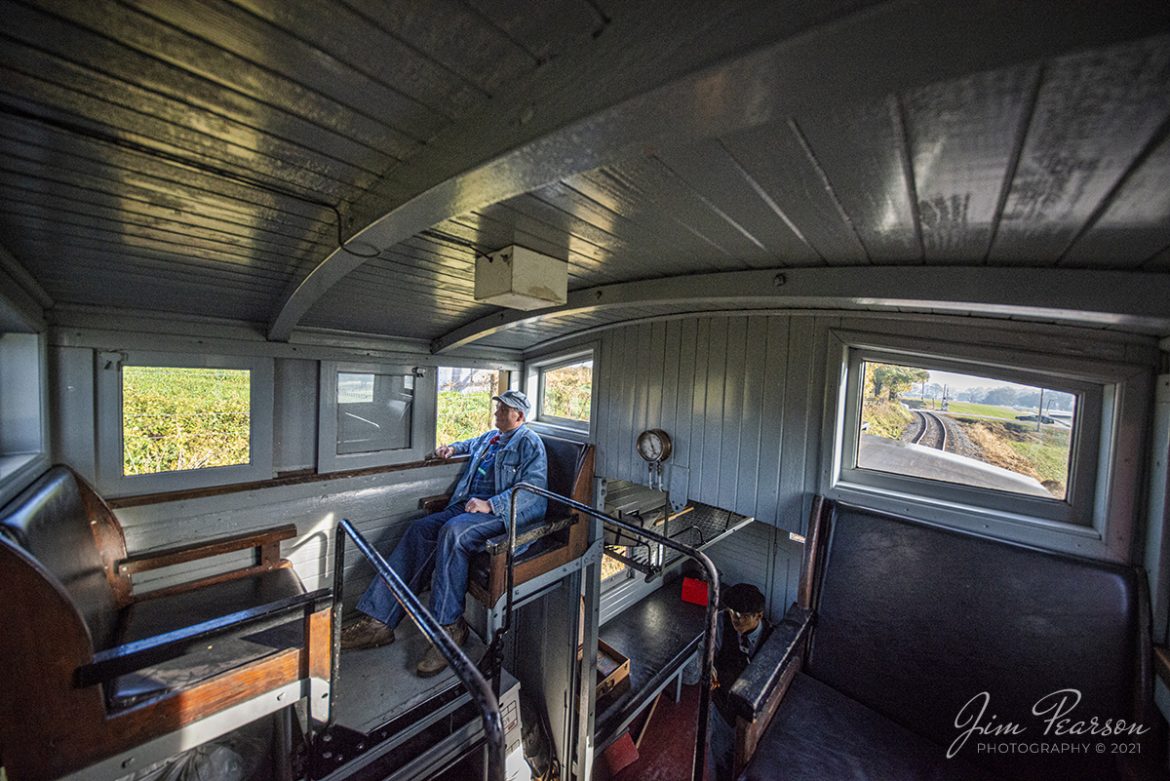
left=1, top=1, right=1168, bottom=350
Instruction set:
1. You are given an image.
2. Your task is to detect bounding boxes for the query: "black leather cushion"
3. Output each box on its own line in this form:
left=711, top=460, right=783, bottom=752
left=806, top=504, right=1142, bottom=780
left=538, top=434, right=587, bottom=520
left=109, top=568, right=306, bottom=709
left=743, top=672, right=1002, bottom=781
left=0, top=467, right=119, bottom=649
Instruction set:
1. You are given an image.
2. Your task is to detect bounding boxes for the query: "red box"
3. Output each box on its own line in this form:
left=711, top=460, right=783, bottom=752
left=681, top=576, right=708, bottom=606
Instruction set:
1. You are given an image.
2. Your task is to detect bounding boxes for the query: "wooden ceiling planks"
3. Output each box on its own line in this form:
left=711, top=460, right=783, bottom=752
left=1061, top=127, right=1170, bottom=269
left=24, top=0, right=419, bottom=163
left=794, top=95, right=923, bottom=264
left=720, top=119, right=869, bottom=265
left=988, top=34, right=1170, bottom=264
left=655, top=139, right=822, bottom=267
left=902, top=66, right=1039, bottom=264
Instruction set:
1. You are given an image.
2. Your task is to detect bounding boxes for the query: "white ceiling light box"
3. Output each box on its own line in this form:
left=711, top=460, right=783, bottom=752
left=474, top=246, right=568, bottom=310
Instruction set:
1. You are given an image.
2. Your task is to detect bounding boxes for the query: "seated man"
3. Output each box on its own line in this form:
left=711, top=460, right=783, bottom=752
left=341, top=390, right=548, bottom=676
left=709, top=583, right=771, bottom=781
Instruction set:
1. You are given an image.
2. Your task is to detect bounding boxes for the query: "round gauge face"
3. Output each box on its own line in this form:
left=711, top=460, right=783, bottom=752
left=636, top=428, right=672, bottom=464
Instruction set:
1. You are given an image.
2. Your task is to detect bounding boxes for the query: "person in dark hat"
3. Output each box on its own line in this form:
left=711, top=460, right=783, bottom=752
left=710, top=582, right=770, bottom=780
left=341, top=390, right=548, bottom=677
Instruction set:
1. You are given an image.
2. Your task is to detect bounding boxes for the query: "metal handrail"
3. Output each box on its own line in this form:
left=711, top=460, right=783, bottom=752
left=493, top=483, right=719, bottom=781
left=332, top=518, right=505, bottom=781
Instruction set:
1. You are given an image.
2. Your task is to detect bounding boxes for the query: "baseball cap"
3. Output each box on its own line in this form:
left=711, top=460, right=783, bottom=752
left=492, top=389, right=531, bottom=416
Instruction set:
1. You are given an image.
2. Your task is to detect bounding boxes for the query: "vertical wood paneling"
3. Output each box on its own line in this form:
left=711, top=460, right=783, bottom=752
left=756, top=318, right=789, bottom=522
left=619, top=326, right=638, bottom=480
left=634, top=322, right=653, bottom=444
left=690, top=319, right=711, bottom=489
left=704, top=519, right=775, bottom=605
left=660, top=320, right=681, bottom=446
left=674, top=319, right=697, bottom=470
left=700, top=318, right=727, bottom=506
left=737, top=318, right=768, bottom=517
left=777, top=317, right=817, bottom=532
left=718, top=318, right=747, bottom=511
left=592, top=313, right=825, bottom=551
left=647, top=321, right=666, bottom=428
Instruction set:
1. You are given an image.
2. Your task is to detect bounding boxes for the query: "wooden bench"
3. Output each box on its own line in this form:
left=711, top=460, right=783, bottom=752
left=730, top=498, right=1163, bottom=781
left=421, top=433, right=595, bottom=607
left=0, top=466, right=331, bottom=781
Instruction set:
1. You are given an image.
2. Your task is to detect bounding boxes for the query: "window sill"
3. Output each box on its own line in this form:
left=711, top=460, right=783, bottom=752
left=0, top=452, right=49, bottom=507
left=107, top=457, right=464, bottom=509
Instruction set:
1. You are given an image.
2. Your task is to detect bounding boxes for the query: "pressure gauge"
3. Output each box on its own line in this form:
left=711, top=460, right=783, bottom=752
left=636, top=429, right=672, bottom=465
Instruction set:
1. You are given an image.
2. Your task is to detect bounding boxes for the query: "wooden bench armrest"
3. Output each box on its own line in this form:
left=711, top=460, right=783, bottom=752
left=74, top=588, right=332, bottom=688
left=729, top=605, right=812, bottom=720
left=419, top=494, right=452, bottom=513
left=117, top=524, right=298, bottom=575
left=482, top=512, right=577, bottom=555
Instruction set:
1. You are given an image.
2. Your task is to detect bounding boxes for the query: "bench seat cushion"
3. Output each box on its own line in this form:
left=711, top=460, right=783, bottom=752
left=742, top=672, right=1002, bottom=781
left=109, top=568, right=306, bottom=709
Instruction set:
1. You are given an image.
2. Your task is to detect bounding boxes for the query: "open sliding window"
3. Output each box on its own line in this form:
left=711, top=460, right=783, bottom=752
left=318, top=360, right=435, bottom=472
left=96, top=351, right=274, bottom=496
left=435, top=366, right=509, bottom=446
left=827, top=330, right=1149, bottom=561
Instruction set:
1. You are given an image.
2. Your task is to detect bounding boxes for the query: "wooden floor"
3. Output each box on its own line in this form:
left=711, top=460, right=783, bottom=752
left=333, top=620, right=487, bottom=734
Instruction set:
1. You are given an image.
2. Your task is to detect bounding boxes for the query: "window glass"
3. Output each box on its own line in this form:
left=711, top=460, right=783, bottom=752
left=541, top=358, right=593, bottom=422
left=122, top=366, right=251, bottom=476
left=857, top=360, right=1076, bottom=500
left=436, top=367, right=497, bottom=445
left=336, top=372, right=414, bottom=455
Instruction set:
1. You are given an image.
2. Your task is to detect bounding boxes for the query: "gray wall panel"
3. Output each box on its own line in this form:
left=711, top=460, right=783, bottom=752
left=593, top=313, right=823, bottom=534
left=115, top=464, right=464, bottom=609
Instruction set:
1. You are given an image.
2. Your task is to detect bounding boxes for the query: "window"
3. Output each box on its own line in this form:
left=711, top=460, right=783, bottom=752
left=826, top=329, right=1149, bottom=561
left=435, top=367, right=507, bottom=445
left=856, top=360, right=1076, bottom=501
left=97, top=352, right=273, bottom=496
left=122, top=366, right=251, bottom=475
left=318, top=361, right=434, bottom=472
left=529, top=350, right=595, bottom=433
left=0, top=332, right=48, bottom=506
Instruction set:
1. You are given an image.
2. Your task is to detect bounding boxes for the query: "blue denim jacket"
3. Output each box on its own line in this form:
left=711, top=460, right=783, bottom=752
left=447, top=425, right=548, bottom=527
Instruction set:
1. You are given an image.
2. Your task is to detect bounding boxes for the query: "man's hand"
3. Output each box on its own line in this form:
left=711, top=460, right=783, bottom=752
left=465, top=498, right=492, bottom=513
left=433, top=444, right=456, bottom=459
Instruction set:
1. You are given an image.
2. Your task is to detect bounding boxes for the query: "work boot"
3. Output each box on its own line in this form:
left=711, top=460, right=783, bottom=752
left=340, top=616, right=395, bottom=651
left=416, top=618, right=469, bottom=677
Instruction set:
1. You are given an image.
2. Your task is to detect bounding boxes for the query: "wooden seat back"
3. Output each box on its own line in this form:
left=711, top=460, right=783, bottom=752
left=468, top=434, right=594, bottom=606
left=0, top=467, right=331, bottom=781
left=0, top=466, right=130, bottom=650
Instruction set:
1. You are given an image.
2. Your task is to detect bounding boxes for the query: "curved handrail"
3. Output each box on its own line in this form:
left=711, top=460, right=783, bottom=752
left=332, top=518, right=505, bottom=781
left=495, top=483, right=719, bottom=781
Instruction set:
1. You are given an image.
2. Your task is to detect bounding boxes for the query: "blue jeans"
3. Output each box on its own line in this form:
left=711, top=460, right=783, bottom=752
left=356, top=506, right=507, bottom=627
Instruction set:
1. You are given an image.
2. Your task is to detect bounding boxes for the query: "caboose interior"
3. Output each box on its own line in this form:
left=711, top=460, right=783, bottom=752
left=1, top=2, right=1170, bottom=780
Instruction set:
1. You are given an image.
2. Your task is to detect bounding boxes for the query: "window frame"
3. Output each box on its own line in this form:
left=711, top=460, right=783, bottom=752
left=529, top=349, right=595, bottom=434
left=823, top=328, right=1149, bottom=562
left=317, top=359, right=435, bottom=473
left=96, top=350, right=274, bottom=497
left=0, top=331, right=49, bottom=507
